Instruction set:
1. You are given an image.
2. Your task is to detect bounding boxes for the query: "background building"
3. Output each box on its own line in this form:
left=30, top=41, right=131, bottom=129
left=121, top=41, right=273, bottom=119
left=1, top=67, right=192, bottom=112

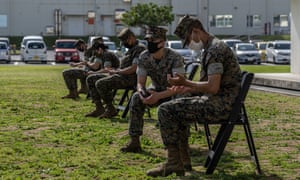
left=0, top=0, right=290, bottom=37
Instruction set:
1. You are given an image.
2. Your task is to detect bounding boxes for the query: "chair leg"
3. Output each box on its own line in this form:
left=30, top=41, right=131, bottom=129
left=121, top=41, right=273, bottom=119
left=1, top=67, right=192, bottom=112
left=204, top=122, right=213, bottom=150
left=205, top=124, right=234, bottom=174
left=121, top=91, right=133, bottom=118
left=204, top=124, right=226, bottom=168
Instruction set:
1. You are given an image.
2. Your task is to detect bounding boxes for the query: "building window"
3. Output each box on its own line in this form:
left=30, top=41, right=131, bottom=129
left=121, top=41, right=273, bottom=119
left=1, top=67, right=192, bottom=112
left=247, top=15, right=262, bottom=27
left=0, top=15, right=7, bottom=27
left=210, top=15, right=232, bottom=28
left=273, top=14, right=289, bottom=27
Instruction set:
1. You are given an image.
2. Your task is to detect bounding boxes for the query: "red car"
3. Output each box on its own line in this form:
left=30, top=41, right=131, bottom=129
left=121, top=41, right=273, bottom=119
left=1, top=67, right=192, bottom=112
left=54, top=39, right=80, bottom=63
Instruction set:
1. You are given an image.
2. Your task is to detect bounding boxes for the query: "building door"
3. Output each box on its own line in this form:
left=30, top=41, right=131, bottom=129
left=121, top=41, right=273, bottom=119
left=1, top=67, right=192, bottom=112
left=102, top=16, right=114, bottom=36
left=64, top=15, right=85, bottom=36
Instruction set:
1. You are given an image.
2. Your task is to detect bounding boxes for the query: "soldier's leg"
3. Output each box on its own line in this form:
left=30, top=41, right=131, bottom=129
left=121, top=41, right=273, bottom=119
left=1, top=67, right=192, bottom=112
left=61, top=69, right=81, bottom=99
left=78, top=76, right=88, bottom=94
left=121, top=92, right=146, bottom=153
left=85, top=74, right=107, bottom=117
left=179, top=126, right=192, bottom=171
left=97, top=74, right=135, bottom=118
left=147, top=97, right=205, bottom=177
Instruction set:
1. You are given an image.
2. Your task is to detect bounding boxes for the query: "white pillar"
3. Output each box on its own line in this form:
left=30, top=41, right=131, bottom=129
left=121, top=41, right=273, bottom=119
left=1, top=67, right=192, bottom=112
left=291, top=0, right=300, bottom=74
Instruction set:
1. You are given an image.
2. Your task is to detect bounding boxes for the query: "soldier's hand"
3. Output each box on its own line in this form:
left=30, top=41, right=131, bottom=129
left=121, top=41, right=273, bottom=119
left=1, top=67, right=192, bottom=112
left=168, top=86, right=191, bottom=94
left=168, top=72, right=186, bottom=86
left=141, top=90, right=159, bottom=105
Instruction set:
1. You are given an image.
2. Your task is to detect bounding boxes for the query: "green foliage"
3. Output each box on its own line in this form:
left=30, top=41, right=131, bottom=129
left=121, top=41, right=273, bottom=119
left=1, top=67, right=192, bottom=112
left=121, top=3, right=174, bottom=29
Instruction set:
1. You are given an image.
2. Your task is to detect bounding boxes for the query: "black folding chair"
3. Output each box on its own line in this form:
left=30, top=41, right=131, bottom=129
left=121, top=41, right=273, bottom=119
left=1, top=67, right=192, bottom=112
left=115, top=87, right=136, bottom=118
left=203, top=71, right=262, bottom=175
left=115, top=87, right=151, bottom=119
left=185, top=61, right=200, bottom=81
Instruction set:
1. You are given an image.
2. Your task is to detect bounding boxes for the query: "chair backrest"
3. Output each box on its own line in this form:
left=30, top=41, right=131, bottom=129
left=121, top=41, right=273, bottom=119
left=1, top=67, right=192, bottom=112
left=185, top=62, right=200, bottom=80
left=228, top=71, right=254, bottom=122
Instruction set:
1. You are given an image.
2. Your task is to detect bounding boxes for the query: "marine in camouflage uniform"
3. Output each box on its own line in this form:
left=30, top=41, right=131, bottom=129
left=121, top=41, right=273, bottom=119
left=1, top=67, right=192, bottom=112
left=62, top=39, right=102, bottom=99
left=120, top=26, right=185, bottom=154
left=61, top=38, right=105, bottom=100
left=85, top=28, right=146, bottom=118
left=147, top=15, right=241, bottom=177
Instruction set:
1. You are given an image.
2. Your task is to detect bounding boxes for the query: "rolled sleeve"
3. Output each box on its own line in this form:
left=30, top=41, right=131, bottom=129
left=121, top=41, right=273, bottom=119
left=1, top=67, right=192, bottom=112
left=132, top=57, right=139, bottom=64
left=104, top=61, right=112, bottom=68
left=136, top=66, right=147, bottom=76
left=207, top=63, right=223, bottom=75
left=172, top=66, right=185, bottom=75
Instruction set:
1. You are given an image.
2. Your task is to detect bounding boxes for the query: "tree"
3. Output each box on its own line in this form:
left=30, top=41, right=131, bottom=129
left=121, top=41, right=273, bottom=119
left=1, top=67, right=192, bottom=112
left=121, top=3, right=174, bottom=30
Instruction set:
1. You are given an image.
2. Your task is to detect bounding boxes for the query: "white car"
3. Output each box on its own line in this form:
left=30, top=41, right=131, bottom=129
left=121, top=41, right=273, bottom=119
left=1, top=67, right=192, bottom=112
left=234, top=43, right=261, bottom=64
left=20, top=35, right=44, bottom=60
left=222, top=39, right=242, bottom=50
left=266, top=40, right=290, bottom=64
left=0, top=42, right=11, bottom=63
left=0, top=37, right=10, bottom=47
left=166, top=40, right=194, bottom=62
left=87, top=36, right=110, bottom=47
left=22, top=40, right=47, bottom=64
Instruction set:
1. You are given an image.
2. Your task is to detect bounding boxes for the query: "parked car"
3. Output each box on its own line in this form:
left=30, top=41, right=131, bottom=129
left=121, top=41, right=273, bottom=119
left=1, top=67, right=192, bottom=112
left=87, top=36, right=110, bottom=47
left=53, top=39, right=80, bottom=63
left=165, top=40, right=194, bottom=62
left=254, top=41, right=267, bottom=62
left=234, top=43, right=261, bottom=64
left=0, top=42, right=11, bottom=63
left=266, top=40, right=290, bottom=64
left=20, top=35, right=44, bottom=60
left=103, top=41, right=123, bottom=58
left=22, top=40, right=47, bottom=64
left=0, top=37, right=10, bottom=47
left=222, top=39, right=242, bottom=50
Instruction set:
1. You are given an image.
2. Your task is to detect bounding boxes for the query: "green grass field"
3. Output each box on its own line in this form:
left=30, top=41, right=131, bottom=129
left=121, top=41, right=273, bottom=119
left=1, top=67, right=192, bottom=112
left=0, top=64, right=299, bottom=179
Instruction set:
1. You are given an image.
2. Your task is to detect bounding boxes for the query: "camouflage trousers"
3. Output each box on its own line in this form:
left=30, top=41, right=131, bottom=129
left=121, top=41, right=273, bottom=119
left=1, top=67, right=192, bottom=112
left=62, top=68, right=87, bottom=90
left=86, top=73, right=136, bottom=106
left=158, top=95, right=231, bottom=146
left=128, top=91, right=172, bottom=137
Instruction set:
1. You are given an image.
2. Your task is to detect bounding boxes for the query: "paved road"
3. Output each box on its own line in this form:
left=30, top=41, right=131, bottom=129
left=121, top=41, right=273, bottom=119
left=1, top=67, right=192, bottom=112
left=251, top=85, right=300, bottom=97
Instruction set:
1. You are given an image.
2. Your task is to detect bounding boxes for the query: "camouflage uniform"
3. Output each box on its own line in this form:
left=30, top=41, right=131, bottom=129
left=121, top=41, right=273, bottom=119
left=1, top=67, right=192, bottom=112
left=158, top=36, right=241, bottom=146
left=91, top=42, right=145, bottom=105
left=62, top=46, right=99, bottom=91
left=128, top=48, right=185, bottom=137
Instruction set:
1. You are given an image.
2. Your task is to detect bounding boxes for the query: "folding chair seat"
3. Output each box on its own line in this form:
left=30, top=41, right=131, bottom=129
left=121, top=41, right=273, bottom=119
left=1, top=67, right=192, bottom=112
left=203, top=71, right=262, bottom=175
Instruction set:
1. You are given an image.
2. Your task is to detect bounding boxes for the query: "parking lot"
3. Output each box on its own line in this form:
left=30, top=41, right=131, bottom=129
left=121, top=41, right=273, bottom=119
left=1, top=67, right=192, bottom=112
left=3, top=51, right=72, bottom=65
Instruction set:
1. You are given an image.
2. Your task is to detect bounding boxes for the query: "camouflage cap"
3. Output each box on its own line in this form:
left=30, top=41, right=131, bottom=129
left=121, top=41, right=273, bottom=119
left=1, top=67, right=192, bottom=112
left=74, top=39, right=85, bottom=47
left=92, top=36, right=104, bottom=44
left=144, top=26, right=167, bottom=40
left=174, top=15, right=195, bottom=47
left=117, top=28, right=134, bottom=41
left=93, top=42, right=108, bottom=50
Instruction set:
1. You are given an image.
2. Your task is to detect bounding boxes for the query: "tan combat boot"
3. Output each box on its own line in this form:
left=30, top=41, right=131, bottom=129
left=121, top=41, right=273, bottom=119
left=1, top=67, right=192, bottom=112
left=146, top=145, right=185, bottom=177
left=61, top=89, right=79, bottom=100
left=180, top=138, right=192, bottom=171
left=120, top=136, right=142, bottom=153
left=99, top=104, right=118, bottom=118
left=85, top=101, right=105, bottom=117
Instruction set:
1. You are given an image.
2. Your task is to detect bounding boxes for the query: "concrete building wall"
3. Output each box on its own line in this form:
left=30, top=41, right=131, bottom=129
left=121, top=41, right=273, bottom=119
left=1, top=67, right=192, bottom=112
left=291, top=0, right=300, bottom=74
left=0, top=0, right=291, bottom=37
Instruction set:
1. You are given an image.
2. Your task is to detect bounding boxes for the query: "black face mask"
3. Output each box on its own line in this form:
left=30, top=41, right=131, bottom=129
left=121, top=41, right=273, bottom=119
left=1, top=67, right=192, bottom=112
left=147, top=41, right=162, bottom=53
left=123, top=42, right=133, bottom=49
